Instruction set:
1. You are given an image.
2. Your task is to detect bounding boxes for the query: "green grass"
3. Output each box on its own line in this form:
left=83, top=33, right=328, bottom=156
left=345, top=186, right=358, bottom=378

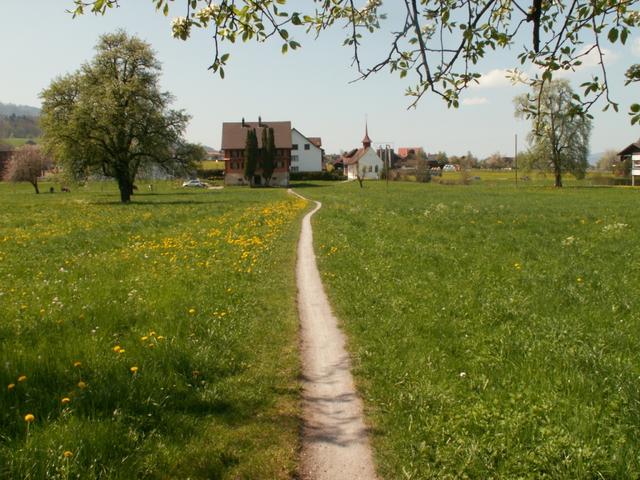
left=1, top=137, right=40, bottom=147
left=0, top=181, right=307, bottom=479
left=300, top=180, right=640, bottom=479
left=199, top=160, right=225, bottom=170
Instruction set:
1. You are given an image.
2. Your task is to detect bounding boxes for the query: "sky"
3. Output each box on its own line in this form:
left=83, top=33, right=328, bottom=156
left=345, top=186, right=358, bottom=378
left=0, top=0, right=638, bottom=157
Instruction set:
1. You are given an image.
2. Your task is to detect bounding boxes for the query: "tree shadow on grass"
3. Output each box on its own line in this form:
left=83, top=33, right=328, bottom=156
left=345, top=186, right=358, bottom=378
left=289, top=182, right=337, bottom=189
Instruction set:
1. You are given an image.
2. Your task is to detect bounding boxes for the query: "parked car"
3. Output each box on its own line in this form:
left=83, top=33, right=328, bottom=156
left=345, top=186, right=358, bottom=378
left=182, top=179, right=207, bottom=188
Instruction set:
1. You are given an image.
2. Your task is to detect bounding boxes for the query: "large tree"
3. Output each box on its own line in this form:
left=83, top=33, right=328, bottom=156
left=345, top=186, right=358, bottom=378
left=40, top=31, right=190, bottom=203
left=71, top=0, right=639, bottom=120
left=515, top=80, right=592, bottom=187
left=3, top=145, right=52, bottom=194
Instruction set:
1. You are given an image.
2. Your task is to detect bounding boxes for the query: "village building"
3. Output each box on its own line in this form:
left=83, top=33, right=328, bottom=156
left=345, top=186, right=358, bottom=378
left=291, top=128, right=323, bottom=172
left=221, top=118, right=292, bottom=186
left=618, top=138, right=640, bottom=186
left=343, top=125, right=384, bottom=180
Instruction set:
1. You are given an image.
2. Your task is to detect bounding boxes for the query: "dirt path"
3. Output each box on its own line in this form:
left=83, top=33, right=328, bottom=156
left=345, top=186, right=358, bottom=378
left=290, top=189, right=378, bottom=480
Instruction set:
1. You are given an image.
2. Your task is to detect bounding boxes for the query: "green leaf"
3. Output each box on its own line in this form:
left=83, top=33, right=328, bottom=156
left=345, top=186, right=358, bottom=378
left=279, top=29, right=289, bottom=40
left=281, top=43, right=288, bottom=54
left=608, top=28, right=618, bottom=43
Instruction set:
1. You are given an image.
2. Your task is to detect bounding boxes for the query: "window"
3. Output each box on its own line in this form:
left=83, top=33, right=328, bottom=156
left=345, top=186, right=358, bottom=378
left=375, top=165, right=379, bottom=173
left=291, top=166, right=299, bottom=172
left=292, top=144, right=298, bottom=150
left=292, top=155, right=299, bottom=163
left=368, top=165, right=373, bottom=173
left=304, top=144, right=310, bottom=150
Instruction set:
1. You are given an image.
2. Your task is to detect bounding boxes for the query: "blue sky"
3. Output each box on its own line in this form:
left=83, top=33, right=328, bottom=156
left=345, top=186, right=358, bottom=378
left=1, top=0, right=638, bottom=157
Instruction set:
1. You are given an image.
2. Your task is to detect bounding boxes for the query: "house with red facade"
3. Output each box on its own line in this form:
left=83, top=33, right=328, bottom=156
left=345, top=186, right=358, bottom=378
left=222, top=118, right=292, bottom=186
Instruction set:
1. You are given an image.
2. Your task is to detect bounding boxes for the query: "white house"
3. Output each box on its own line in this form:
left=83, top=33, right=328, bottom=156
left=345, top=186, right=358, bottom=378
left=291, top=128, right=323, bottom=172
left=343, top=125, right=384, bottom=180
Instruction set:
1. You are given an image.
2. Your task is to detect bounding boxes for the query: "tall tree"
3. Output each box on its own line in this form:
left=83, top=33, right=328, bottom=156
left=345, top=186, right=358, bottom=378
left=243, top=129, right=258, bottom=186
left=40, top=31, right=190, bottom=203
left=3, top=145, right=52, bottom=194
left=262, top=127, right=276, bottom=186
left=515, top=80, right=592, bottom=187
left=72, top=0, right=640, bottom=121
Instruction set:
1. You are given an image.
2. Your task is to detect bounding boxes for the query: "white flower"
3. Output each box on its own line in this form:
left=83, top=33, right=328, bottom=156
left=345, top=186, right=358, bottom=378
left=459, top=372, right=467, bottom=378
left=171, top=17, right=192, bottom=41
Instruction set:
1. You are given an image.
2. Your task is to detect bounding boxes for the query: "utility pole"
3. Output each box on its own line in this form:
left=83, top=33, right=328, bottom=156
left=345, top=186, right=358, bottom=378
left=515, top=134, right=518, bottom=187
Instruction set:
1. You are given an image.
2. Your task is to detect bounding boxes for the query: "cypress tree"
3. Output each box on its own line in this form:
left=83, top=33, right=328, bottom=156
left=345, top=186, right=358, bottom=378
left=244, top=129, right=258, bottom=186
left=262, top=127, right=276, bottom=185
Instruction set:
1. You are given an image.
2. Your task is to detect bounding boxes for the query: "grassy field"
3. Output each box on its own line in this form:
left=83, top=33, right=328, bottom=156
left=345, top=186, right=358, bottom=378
left=438, top=169, right=619, bottom=186
left=0, top=181, right=307, bottom=479
left=0, top=137, right=40, bottom=147
left=301, top=180, right=640, bottom=479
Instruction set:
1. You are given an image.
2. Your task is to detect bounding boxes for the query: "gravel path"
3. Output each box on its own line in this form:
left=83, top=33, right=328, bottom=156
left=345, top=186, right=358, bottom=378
left=290, top=189, right=378, bottom=480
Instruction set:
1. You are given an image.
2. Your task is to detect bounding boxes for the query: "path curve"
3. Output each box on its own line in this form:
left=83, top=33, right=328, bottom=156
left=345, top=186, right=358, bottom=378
left=289, top=189, right=378, bottom=480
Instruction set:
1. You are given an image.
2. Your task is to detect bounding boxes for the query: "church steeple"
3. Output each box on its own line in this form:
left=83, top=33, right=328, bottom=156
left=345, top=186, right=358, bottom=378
left=362, top=122, right=372, bottom=149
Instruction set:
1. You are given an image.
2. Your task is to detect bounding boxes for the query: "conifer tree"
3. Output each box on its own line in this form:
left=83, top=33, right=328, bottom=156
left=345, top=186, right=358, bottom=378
left=262, top=127, right=276, bottom=185
left=243, top=129, right=258, bottom=186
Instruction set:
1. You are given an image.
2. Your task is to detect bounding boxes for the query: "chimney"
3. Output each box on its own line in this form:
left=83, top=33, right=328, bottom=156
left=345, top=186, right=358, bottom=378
left=258, top=116, right=262, bottom=127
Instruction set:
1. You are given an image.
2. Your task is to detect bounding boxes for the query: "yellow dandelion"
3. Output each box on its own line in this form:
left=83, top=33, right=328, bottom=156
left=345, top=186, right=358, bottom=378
left=39, top=309, right=45, bottom=315
left=63, top=450, right=73, bottom=458
left=157, top=336, right=165, bottom=341
left=73, top=361, right=82, bottom=368
left=514, top=263, right=522, bottom=271
left=141, top=336, right=148, bottom=341
left=61, top=397, right=71, bottom=405
left=118, top=349, right=126, bottom=354
left=17, top=375, right=27, bottom=383
left=577, top=277, right=583, bottom=283
left=148, top=331, right=156, bottom=337
left=77, top=381, right=87, bottom=389
left=188, top=308, right=196, bottom=315
left=112, top=345, right=121, bottom=353
left=8, top=383, right=15, bottom=391
left=130, top=366, right=139, bottom=374
left=24, top=413, right=35, bottom=423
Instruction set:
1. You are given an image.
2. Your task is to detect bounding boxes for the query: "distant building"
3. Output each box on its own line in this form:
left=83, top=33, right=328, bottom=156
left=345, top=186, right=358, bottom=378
left=342, top=125, right=383, bottom=180
left=291, top=128, right=323, bottom=172
left=618, top=138, right=640, bottom=186
left=397, top=147, right=425, bottom=159
left=0, top=146, right=13, bottom=177
left=221, top=118, right=292, bottom=186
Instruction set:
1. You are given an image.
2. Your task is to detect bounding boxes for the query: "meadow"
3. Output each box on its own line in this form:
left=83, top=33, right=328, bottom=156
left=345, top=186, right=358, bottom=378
left=304, top=180, right=640, bottom=479
left=0, top=181, right=307, bottom=479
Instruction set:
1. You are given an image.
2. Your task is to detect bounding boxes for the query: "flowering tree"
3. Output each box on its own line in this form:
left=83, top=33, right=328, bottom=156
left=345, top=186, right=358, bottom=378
left=3, top=145, right=52, bottom=194
left=40, top=31, right=191, bottom=203
left=515, top=80, right=592, bottom=187
left=70, top=0, right=640, bottom=121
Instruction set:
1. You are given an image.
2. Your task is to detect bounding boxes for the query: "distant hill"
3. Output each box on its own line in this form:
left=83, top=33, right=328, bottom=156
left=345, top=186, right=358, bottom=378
left=0, top=102, right=41, bottom=117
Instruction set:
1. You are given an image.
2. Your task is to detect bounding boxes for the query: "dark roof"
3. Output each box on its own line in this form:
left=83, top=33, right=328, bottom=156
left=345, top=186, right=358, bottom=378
left=618, top=140, right=640, bottom=157
left=308, top=137, right=322, bottom=148
left=222, top=121, right=292, bottom=150
left=342, top=147, right=371, bottom=165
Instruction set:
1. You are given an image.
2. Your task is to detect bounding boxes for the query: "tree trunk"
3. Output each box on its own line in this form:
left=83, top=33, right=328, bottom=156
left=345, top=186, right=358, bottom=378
left=554, top=166, right=562, bottom=188
left=117, top=176, right=132, bottom=203
left=32, top=181, right=39, bottom=194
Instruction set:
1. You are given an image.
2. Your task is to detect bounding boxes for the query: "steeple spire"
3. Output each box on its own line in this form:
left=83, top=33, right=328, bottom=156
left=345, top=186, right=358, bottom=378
left=362, top=121, right=372, bottom=148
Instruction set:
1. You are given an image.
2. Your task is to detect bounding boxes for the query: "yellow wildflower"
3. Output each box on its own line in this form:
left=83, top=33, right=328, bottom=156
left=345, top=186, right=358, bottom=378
left=73, top=361, right=81, bottom=368
left=112, top=345, right=121, bottom=353
left=130, top=366, right=139, bottom=374
left=141, top=336, right=148, bottom=341
left=77, top=381, right=87, bottom=389
left=188, top=308, right=196, bottom=315
left=24, top=413, right=35, bottom=423
left=17, top=375, right=27, bottom=383
left=61, top=397, right=71, bottom=405
left=8, top=383, right=15, bottom=391
left=63, top=451, right=73, bottom=458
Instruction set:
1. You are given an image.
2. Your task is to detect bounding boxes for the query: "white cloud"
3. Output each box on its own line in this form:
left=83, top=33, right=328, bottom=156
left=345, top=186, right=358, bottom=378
left=471, top=68, right=528, bottom=89
left=461, top=97, right=488, bottom=106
